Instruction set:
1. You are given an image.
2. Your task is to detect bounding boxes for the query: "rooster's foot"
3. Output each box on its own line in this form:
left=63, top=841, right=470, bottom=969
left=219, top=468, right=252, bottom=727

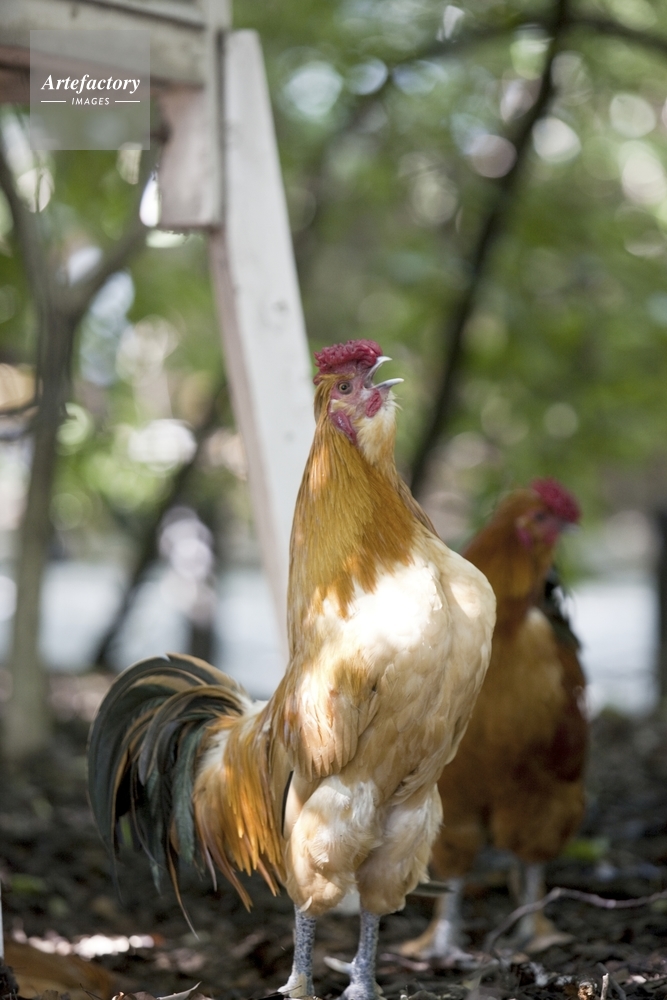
left=396, top=926, right=435, bottom=958
left=279, top=971, right=314, bottom=999
left=510, top=910, right=573, bottom=955
left=398, top=879, right=473, bottom=966
left=506, top=863, right=573, bottom=955
left=432, top=946, right=482, bottom=970
left=339, top=968, right=383, bottom=1000
left=330, top=908, right=383, bottom=1000
left=396, top=935, right=478, bottom=969
left=324, top=957, right=354, bottom=976
left=339, top=985, right=383, bottom=1000
left=282, top=908, right=317, bottom=998
left=325, top=956, right=384, bottom=999
left=398, top=929, right=473, bottom=964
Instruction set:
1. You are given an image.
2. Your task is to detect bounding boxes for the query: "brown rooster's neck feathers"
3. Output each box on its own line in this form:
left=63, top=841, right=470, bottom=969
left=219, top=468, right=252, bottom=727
left=288, top=390, right=418, bottom=641
left=464, top=490, right=557, bottom=632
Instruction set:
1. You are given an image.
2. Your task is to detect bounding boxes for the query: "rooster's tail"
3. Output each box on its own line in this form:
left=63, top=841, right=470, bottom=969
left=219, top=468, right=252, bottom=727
left=87, top=652, right=283, bottom=910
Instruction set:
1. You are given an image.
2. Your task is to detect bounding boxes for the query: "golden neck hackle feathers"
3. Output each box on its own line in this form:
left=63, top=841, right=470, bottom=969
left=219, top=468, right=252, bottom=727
left=288, top=379, right=417, bottom=644
left=464, top=490, right=557, bottom=634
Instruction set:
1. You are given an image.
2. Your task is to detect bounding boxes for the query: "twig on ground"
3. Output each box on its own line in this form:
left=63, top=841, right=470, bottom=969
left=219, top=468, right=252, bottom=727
left=598, top=964, right=626, bottom=1000
left=600, top=972, right=610, bottom=1000
left=485, top=885, right=667, bottom=952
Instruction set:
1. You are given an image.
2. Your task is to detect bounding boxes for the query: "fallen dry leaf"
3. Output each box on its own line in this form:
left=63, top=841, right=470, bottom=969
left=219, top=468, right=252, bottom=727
left=4, top=938, right=118, bottom=1000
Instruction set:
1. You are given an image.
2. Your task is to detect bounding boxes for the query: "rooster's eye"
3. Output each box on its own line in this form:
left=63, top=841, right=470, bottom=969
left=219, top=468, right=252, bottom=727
left=338, top=381, right=352, bottom=394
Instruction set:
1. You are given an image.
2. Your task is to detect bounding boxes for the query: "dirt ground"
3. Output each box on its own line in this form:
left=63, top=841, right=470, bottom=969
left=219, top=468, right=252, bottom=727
left=2, top=674, right=667, bottom=1000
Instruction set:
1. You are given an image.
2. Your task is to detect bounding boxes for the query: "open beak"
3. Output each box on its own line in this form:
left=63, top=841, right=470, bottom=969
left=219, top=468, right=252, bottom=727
left=365, top=356, right=404, bottom=390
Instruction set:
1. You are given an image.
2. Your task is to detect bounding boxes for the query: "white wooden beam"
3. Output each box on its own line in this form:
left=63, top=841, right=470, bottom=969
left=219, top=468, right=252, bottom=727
left=208, top=30, right=314, bottom=652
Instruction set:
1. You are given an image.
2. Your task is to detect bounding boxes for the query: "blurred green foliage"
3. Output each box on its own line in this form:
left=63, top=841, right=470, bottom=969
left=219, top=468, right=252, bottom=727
left=561, top=835, right=610, bottom=862
left=2, top=0, right=667, bottom=557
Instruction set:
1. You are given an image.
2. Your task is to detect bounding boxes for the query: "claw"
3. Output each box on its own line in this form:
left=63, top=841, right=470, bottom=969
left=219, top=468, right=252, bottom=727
left=324, top=957, right=354, bottom=975
left=278, top=972, right=313, bottom=999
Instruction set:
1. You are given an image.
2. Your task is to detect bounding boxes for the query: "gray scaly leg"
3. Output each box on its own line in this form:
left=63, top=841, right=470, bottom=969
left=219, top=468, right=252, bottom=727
left=513, top=861, right=572, bottom=951
left=340, top=908, right=383, bottom=1000
left=514, top=861, right=544, bottom=943
left=280, top=906, right=316, bottom=998
left=426, top=876, right=467, bottom=959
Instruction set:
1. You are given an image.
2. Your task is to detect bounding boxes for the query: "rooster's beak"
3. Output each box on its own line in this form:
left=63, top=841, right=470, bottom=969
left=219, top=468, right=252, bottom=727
left=365, top=356, right=404, bottom=391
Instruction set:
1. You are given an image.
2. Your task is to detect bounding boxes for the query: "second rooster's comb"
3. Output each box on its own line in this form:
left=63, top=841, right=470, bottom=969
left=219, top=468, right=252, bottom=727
left=531, top=478, right=580, bottom=523
left=314, top=339, right=383, bottom=378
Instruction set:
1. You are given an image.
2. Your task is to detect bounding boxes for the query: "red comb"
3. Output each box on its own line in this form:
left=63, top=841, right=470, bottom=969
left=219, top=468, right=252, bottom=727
left=314, top=340, right=383, bottom=378
left=531, top=478, right=580, bottom=523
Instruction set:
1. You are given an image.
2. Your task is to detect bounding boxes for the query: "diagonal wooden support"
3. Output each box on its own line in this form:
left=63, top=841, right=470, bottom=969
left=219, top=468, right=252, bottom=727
left=208, top=32, right=314, bottom=651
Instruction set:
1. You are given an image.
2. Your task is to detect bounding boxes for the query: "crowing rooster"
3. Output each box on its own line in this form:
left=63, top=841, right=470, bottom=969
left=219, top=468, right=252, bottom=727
left=88, top=340, right=495, bottom=999
left=400, top=480, right=586, bottom=963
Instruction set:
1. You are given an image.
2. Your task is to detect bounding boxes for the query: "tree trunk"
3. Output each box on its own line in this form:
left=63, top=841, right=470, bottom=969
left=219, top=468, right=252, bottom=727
left=3, top=313, right=74, bottom=759
left=0, top=132, right=154, bottom=761
left=656, top=509, right=667, bottom=701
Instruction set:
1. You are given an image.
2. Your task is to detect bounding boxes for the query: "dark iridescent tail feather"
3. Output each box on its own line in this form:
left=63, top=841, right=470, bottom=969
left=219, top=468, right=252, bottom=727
left=87, top=652, right=250, bottom=912
left=541, top=566, right=580, bottom=650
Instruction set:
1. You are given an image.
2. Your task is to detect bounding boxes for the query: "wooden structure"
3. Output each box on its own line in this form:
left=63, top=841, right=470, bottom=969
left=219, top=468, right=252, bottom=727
left=0, top=0, right=315, bottom=651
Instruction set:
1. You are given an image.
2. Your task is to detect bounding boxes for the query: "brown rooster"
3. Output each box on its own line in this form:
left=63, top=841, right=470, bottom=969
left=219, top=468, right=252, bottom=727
left=88, top=340, right=496, bottom=1000
left=400, top=480, right=586, bottom=963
